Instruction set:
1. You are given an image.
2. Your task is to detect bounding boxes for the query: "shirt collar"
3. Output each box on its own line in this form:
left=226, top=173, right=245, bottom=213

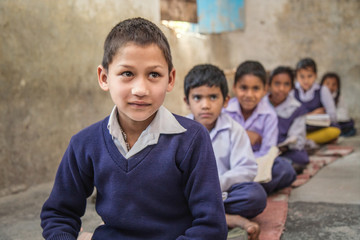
left=295, top=81, right=320, bottom=101
left=270, top=94, right=301, bottom=118
left=107, top=105, right=186, bottom=159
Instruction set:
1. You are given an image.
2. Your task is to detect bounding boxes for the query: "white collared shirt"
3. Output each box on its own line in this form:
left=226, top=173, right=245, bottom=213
left=187, top=112, right=257, bottom=192
left=107, top=105, right=186, bottom=159
left=266, top=94, right=306, bottom=150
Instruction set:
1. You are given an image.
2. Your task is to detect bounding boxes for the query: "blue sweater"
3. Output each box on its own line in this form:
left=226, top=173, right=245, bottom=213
left=41, top=115, right=227, bottom=240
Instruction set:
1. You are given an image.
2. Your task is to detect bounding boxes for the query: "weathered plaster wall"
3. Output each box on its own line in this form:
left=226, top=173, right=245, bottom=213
left=1, top=0, right=359, bottom=196
left=225, top=0, right=360, bottom=114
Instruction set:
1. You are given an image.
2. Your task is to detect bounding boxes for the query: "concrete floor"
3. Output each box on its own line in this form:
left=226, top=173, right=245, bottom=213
left=0, top=136, right=359, bottom=240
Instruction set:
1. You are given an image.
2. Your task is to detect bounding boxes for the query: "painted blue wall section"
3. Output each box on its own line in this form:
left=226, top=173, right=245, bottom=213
left=197, top=0, right=244, bottom=34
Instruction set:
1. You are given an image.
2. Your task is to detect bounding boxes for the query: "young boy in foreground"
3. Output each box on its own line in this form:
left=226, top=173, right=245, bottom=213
left=40, top=18, right=227, bottom=240
left=184, top=64, right=267, bottom=240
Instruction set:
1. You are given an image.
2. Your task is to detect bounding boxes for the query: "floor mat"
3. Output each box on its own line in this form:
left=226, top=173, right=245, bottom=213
left=292, top=145, right=354, bottom=187
left=252, top=188, right=291, bottom=240
left=253, top=144, right=354, bottom=240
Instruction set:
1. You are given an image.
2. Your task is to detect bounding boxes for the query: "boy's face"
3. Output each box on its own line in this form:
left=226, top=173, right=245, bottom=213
left=269, top=73, right=292, bottom=106
left=98, top=43, right=175, bottom=125
left=233, top=75, right=267, bottom=113
left=322, top=77, right=338, bottom=94
left=185, top=85, right=229, bottom=131
left=296, top=67, right=317, bottom=91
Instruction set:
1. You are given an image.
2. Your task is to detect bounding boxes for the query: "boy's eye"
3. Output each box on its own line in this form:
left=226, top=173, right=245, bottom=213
left=239, top=85, right=248, bottom=91
left=121, top=71, right=133, bottom=77
left=210, top=95, right=218, bottom=100
left=252, top=86, right=260, bottom=91
left=149, top=72, right=160, bottom=78
left=192, top=95, right=201, bottom=101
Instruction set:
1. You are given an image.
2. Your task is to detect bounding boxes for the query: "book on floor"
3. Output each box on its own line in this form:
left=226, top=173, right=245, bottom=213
left=306, top=114, right=331, bottom=127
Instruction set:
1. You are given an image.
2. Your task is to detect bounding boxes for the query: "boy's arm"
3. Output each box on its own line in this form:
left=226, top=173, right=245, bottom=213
left=287, top=115, right=307, bottom=150
left=41, top=140, right=94, bottom=240
left=177, top=126, right=227, bottom=240
left=219, top=125, right=257, bottom=192
left=255, top=114, right=279, bottom=158
left=246, top=130, right=262, bottom=146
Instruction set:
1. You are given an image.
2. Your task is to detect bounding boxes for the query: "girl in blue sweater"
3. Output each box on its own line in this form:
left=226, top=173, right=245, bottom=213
left=40, top=17, right=227, bottom=240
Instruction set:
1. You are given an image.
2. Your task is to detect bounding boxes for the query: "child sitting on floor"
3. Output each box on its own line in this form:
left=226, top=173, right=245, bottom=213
left=224, top=60, right=296, bottom=195
left=292, top=58, right=340, bottom=144
left=320, top=72, right=356, bottom=137
left=40, top=17, right=227, bottom=240
left=184, top=64, right=267, bottom=240
left=266, top=66, right=309, bottom=174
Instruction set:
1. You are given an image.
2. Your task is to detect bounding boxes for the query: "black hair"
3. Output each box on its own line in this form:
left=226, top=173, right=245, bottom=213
left=320, top=72, right=341, bottom=106
left=234, top=61, right=267, bottom=86
left=102, top=17, right=173, bottom=73
left=269, top=66, right=295, bottom=88
left=184, top=64, right=228, bottom=101
left=296, top=57, right=317, bottom=74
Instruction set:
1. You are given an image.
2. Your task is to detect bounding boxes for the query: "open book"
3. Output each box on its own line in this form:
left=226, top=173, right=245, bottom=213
left=306, top=114, right=331, bottom=127
left=277, top=135, right=297, bottom=148
left=254, top=146, right=280, bottom=183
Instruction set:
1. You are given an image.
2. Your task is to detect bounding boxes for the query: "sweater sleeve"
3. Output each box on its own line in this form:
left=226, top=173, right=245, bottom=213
left=176, top=126, right=228, bottom=240
left=40, top=138, right=94, bottom=240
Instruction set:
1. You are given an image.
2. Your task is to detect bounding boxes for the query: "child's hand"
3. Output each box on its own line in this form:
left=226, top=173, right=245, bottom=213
left=308, top=107, right=325, bottom=115
left=246, top=130, right=262, bottom=146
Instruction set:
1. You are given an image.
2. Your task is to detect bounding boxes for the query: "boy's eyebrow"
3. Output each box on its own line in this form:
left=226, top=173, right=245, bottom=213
left=115, top=64, right=166, bottom=70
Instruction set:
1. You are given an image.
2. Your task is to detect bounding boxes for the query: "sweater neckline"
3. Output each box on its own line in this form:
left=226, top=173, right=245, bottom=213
left=102, top=117, right=154, bottom=173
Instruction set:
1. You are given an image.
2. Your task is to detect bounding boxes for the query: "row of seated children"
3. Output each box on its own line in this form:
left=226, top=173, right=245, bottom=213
left=184, top=63, right=297, bottom=240
left=183, top=58, right=356, bottom=239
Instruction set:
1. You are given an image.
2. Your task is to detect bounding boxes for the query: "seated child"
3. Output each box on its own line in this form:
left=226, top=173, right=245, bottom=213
left=266, top=66, right=309, bottom=173
left=320, top=72, right=356, bottom=137
left=184, top=64, right=267, bottom=240
left=224, top=60, right=296, bottom=195
left=40, top=18, right=228, bottom=240
left=292, top=58, right=341, bottom=144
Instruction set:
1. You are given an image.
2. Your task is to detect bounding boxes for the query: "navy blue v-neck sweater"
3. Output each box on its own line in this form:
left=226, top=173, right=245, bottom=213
left=41, top=115, right=227, bottom=240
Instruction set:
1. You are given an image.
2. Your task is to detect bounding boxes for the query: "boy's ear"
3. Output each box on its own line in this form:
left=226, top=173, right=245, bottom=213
left=223, top=95, right=230, bottom=108
left=166, top=68, right=176, bottom=92
left=97, top=65, right=109, bottom=91
left=183, top=96, right=189, bottom=106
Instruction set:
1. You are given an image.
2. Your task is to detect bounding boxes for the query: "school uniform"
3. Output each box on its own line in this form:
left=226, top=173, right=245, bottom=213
left=41, top=106, right=228, bottom=240
left=292, top=82, right=341, bottom=144
left=265, top=95, right=309, bottom=165
left=187, top=112, right=267, bottom=218
left=225, top=98, right=296, bottom=195
left=292, top=82, right=337, bottom=122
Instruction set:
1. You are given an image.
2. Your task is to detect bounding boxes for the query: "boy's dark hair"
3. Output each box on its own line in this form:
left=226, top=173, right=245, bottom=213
left=320, top=72, right=341, bottom=105
left=269, top=66, right=295, bottom=88
left=184, top=64, right=228, bottom=101
left=296, top=57, right=317, bottom=74
left=102, top=17, right=173, bottom=73
left=234, top=61, right=267, bottom=86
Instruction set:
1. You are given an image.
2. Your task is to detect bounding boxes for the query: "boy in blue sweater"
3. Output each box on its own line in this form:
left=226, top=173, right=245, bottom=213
left=40, top=18, right=227, bottom=240
left=184, top=64, right=267, bottom=240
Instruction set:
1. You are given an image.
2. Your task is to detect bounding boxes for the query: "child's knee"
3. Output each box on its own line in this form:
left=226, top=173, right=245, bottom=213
left=307, top=127, right=341, bottom=144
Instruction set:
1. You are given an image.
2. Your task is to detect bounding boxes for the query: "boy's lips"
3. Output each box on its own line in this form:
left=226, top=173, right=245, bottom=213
left=199, top=113, right=213, bottom=118
left=129, top=101, right=151, bottom=107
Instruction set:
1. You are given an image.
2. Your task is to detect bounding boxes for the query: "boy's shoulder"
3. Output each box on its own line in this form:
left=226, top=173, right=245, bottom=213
left=71, top=117, right=109, bottom=142
left=173, top=113, right=207, bottom=133
left=258, top=97, right=277, bottom=117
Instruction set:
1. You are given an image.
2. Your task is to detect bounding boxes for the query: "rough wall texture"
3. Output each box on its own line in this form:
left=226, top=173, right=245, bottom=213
left=1, top=0, right=359, bottom=196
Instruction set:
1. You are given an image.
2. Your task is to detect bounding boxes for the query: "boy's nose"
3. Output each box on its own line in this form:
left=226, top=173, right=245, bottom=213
left=201, top=99, right=211, bottom=109
left=131, top=78, right=149, bottom=96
